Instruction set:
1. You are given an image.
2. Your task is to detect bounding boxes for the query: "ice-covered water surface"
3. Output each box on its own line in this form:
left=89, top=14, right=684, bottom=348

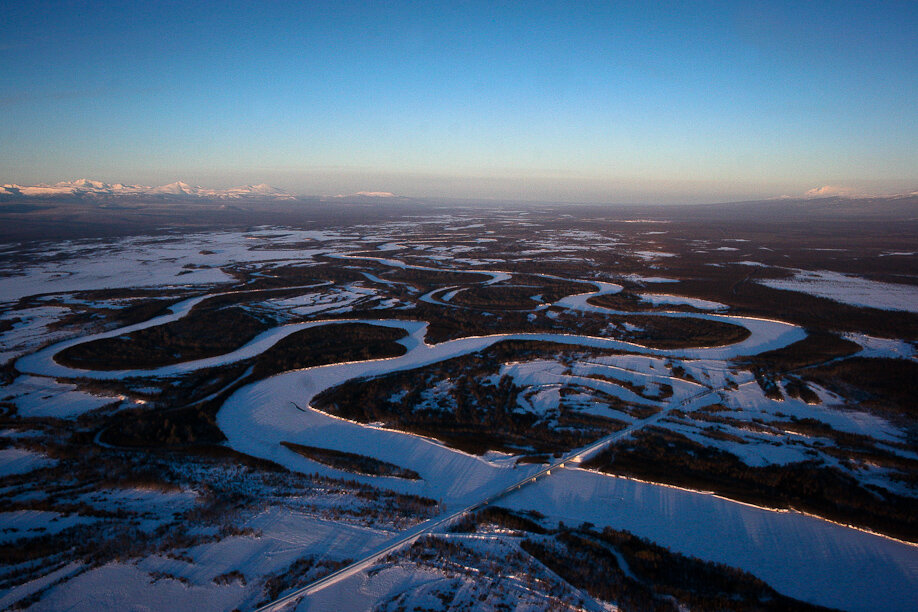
left=503, top=468, right=918, bottom=612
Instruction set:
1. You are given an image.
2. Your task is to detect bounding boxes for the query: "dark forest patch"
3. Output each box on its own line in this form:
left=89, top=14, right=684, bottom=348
left=313, top=341, right=628, bottom=455
left=614, top=314, right=750, bottom=349
left=280, top=441, right=420, bottom=480
left=98, top=324, right=408, bottom=448
left=584, top=427, right=917, bottom=541
left=449, top=278, right=592, bottom=310
left=56, top=306, right=271, bottom=370
left=802, top=358, right=918, bottom=420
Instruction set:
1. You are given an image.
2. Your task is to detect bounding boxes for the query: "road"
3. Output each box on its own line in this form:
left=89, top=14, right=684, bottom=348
left=9, top=246, right=784, bottom=610
left=254, top=387, right=716, bottom=612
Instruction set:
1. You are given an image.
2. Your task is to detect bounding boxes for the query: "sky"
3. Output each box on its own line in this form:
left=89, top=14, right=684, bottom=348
left=1, top=1, right=916, bottom=204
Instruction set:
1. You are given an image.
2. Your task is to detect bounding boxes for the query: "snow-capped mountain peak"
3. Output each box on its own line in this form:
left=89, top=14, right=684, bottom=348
left=66, top=178, right=110, bottom=190
left=0, top=179, right=296, bottom=202
left=150, top=181, right=197, bottom=195
left=332, top=191, right=399, bottom=199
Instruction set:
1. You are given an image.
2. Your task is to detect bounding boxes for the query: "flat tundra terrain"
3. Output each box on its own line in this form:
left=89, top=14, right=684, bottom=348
left=1, top=206, right=916, bottom=612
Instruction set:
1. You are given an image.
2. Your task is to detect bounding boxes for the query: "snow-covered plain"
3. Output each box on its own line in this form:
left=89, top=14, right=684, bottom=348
left=0, top=447, right=57, bottom=476
left=31, top=509, right=395, bottom=612
left=2, top=222, right=916, bottom=612
left=0, top=306, right=74, bottom=364
left=844, top=332, right=917, bottom=360
left=0, top=228, right=351, bottom=302
left=26, top=562, right=249, bottom=612
left=4, top=375, right=125, bottom=418
left=0, top=511, right=95, bottom=544
left=758, top=269, right=918, bottom=313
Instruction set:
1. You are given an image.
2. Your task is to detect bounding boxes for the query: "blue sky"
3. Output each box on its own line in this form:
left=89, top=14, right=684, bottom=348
left=1, top=1, right=916, bottom=203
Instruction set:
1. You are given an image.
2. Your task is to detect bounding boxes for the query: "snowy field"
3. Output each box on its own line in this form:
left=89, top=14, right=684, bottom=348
left=2, top=219, right=916, bottom=611
left=637, top=292, right=727, bottom=310
left=0, top=228, right=355, bottom=302
left=757, top=269, right=918, bottom=313
left=0, top=447, right=57, bottom=476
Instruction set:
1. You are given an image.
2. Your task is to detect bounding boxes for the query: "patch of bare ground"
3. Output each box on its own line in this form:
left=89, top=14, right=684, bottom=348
left=583, top=291, right=653, bottom=312
left=363, top=265, right=493, bottom=289
left=236, top=260, right=378, bottom=289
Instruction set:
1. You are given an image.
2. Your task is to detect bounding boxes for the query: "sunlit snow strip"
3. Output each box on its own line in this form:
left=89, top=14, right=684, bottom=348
left=757, top=269, right=918, bottom=313
left=844, top=332, right=917, bottom=360
left=638, top=293, right=727, bottom=311
left=620, top=273, right=679, bottom=283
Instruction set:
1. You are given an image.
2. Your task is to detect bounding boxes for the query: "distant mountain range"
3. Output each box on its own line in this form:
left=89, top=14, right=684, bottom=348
left=0, top=179, right=297, bottom=202
left=1, top=180, right=914, bottom=216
